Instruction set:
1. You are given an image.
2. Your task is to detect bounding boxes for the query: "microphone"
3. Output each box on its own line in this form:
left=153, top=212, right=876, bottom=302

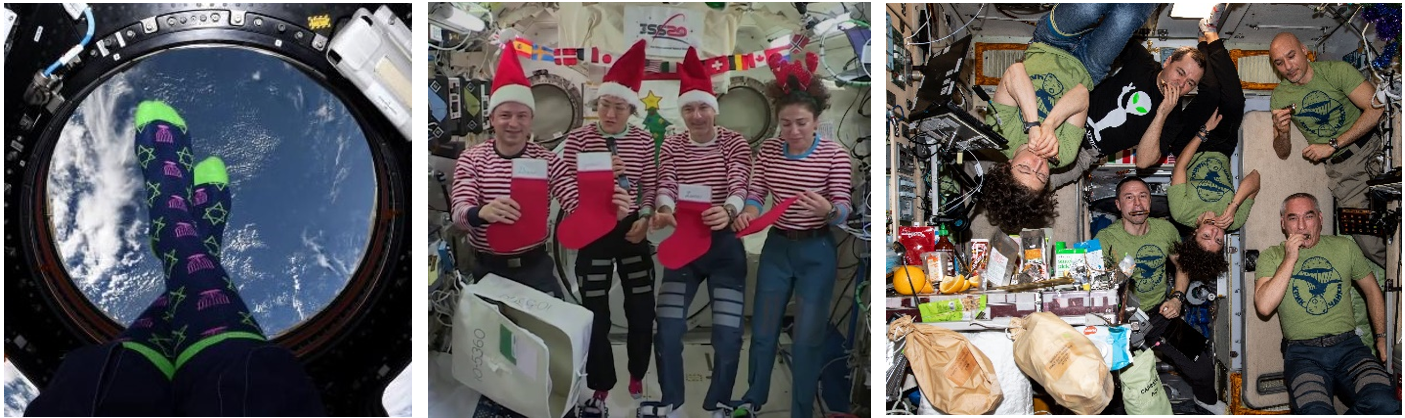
left=605, top=137, right=631, bottom=190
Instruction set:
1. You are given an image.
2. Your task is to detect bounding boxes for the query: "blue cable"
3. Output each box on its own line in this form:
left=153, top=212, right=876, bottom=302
left=42, top=7, right=94, bottom=77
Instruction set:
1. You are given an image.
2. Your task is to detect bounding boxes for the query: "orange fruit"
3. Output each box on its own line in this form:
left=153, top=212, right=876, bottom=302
left=892, top=266, right=933, bottom=295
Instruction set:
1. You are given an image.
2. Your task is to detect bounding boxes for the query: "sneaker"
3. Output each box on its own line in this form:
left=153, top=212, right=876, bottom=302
left=636, top=401, right=670, bottom=418
left=629, top=376, right=645, bottom=399
left=713, top=402, right=756, bottom=418
left=1199, top=4, right=1224, bottom=33
left=579, top=397, right=609, bottom=418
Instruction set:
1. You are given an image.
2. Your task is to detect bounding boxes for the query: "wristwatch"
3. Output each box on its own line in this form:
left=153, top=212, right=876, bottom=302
left=1170, top=291, right=1187, bottom=304
left=1023, top=121, right=1040, bottom=134
left=724, top=205, right=738, bottom=223
left=1328, top=139, right=1340, bottom=150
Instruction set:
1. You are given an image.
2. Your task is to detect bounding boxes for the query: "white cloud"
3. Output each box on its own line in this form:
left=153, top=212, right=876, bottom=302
left=48, top=72, right=166, bottom=321
left=301, top=228, right=351, bottom=278
left=290, top=85, right=305, bottom=112
left=251, top=70, right=262, bottom=81
left=4, top=360, right=38, bottom=416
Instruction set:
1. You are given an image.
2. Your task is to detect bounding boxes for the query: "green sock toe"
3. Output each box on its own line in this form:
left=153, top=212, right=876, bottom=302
left=193, top=156, right=228, bottom=186
left=134, top=100, right=187, bottom=133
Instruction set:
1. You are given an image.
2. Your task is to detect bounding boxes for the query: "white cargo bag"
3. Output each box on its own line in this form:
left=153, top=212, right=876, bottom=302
left=452, top=274, right=593, bottom=418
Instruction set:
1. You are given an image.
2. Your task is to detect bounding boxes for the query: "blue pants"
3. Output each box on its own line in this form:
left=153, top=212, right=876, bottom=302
left=655, top=231, right=748, bottom=411
left=1032, top=3, right=1157, bottom=85
left=1283, top=335, right=1399, bottom=415
left=743, top=232, right=837, bottom=418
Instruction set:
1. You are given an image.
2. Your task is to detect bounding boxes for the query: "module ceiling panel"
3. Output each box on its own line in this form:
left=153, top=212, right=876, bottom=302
left=944, top=3, right=1374, bottom=54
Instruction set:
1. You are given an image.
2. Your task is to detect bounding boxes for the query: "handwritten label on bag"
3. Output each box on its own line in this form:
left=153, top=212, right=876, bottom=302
left=679, top=184, right=712, bottom=203
left=513, top=158, right=548, bottom=179
left=946, top=346, right=979, bottom=386
left=579, top=152, right=612, bottom=172
left=1047, top=341, right=1075, bottom=381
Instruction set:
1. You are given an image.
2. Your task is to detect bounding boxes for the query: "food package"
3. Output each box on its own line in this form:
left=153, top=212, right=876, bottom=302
left=1016, top=229, right=1050, bottom=284
left=1076, top=324, right=1132, bottom=371
left=888, top=316, right=1002, bottom=415
left=898, top=226, right=936, bottom=266
left=918, top=294, right=989, bottom=322
left=922, top=251, right=950, bottom=285
left=1072, top=239, right=1105, bottom=272
left=1009, top=312, right=1114, bottom=415
left=969, top=239, right=991, bottom=276
left=986, top=233, right=1021, bottom=287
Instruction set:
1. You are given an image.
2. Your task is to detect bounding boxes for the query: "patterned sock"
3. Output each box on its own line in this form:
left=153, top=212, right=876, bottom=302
left=191, top=157, right=231, bottom=259
left=114, top=299, right=178, bottom=379
left=133, top=101, right=264, bottom=373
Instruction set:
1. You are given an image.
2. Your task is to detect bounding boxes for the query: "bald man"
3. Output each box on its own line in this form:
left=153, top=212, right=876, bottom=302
left=1268, top=32, right=1386, bottom=266
left=1254, top=193, right=1395, bottom=415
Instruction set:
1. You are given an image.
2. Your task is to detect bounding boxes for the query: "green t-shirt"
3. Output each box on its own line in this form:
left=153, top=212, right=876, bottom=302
left=1168, top=151, right=1255, bottom=230
left=1256, top=235, right=1374, bottom=341
left=1269, top=61, right=1366, bottom=157
left=988, top=42, right=1093, bottom=170
left=1096, top=218, right=1181, bottom=308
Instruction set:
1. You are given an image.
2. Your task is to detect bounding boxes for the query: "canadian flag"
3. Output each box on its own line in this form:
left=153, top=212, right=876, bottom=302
left=750, top=52, right=767, bottom=67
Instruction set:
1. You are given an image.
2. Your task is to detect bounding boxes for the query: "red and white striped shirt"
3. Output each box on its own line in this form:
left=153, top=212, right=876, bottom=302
left=656, top=127, right=751, bottom=212
left=746, top=136, right=854, bottom=231
left=451, top=140, right=572, bottom=254
left=556, top=123, right=658, bottom=213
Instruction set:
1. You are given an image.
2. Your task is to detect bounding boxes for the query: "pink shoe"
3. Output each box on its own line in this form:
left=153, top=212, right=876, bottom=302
left=629, top=377, right=644, bottom=399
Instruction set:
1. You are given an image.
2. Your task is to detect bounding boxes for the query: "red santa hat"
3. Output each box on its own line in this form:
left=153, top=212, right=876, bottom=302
left=676, top=47, right=718, bottom=111
left=488, top=44, right=535, bottom=113
left=597, top=39, right=647, bottom=113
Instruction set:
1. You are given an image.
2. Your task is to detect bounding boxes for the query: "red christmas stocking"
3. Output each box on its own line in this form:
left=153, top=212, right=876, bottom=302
left=735, top=194, right=804, bottom=237
left=658, top=185, right=714, bottom=269
left=488, top=158, right=550, bottom=253
left=558, top=152, right=620, bottom=249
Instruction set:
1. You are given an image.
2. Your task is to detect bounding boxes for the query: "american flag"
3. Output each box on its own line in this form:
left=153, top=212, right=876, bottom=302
left=645, top=59, right=675, bottom=74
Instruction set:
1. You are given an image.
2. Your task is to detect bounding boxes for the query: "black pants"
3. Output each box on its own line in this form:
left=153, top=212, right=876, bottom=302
left=575, top=214, right=656, bottom=391
left=26, top=339, right=324, bottom=416
left=1144, top=301, right=1217, bottom=404
left=474, top=246, right=563, bottom=299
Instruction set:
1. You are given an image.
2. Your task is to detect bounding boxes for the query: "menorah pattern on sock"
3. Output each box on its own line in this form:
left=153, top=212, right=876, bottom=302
left=168, top=195, right=187, bottom=211
left=193, top=187, right=208, bottom=205
left=174, top=222, right=197, bottom=238
left=197, top=289, right=230, bottom=311
left=186, top=254, right=215, bottom=273
left=200, top=326, right=228, bottom=337
left=131, top=317, right=154, bottom=329
left=155, top=124, right=174, bottom=143
left=163, top=161, right=183, bottom=178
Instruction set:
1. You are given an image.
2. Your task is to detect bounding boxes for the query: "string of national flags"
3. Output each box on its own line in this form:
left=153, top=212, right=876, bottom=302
left=509, top=35, right=810, bottom=81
